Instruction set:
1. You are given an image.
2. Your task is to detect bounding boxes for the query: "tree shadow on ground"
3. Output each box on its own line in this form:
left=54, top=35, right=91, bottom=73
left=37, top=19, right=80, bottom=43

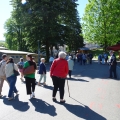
left=29, top=98, right=57, bottom=116
left=67, top=78, right=89, bottom=82
left=3, top=95, right=30, bottom=112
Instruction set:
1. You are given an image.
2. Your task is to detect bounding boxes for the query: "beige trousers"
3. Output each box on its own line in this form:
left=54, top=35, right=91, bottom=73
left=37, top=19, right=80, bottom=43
left=0, top=76, right=9, bottom=94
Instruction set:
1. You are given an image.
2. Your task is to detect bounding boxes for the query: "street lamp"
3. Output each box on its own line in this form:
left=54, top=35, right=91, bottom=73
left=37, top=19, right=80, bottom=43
left=38, top=40, right=40, bottom=64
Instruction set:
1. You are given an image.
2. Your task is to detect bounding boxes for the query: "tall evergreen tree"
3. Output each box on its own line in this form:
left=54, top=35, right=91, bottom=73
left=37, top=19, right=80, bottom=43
left=4, top=0, right=83, bottom=61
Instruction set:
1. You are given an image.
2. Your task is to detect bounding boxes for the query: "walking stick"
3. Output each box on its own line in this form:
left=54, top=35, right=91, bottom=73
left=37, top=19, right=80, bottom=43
left=67, top=79, right=70, bottom=97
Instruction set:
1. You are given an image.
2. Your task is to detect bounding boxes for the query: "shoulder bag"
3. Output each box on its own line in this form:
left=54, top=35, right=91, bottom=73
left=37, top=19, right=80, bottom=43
left=13, top=64, right=20, bottom=76
left=23, top=65, right=35, bottom=75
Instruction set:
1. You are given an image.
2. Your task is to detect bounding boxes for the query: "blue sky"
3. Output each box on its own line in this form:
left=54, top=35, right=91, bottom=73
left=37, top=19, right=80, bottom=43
left=0, top=0, right=88, bottom=41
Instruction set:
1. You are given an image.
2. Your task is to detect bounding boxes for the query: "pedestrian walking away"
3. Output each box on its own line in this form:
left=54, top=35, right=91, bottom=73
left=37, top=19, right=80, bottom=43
left=73, top=54, right=76, bottom=63
left=49, top=56, right=54, bottom=66
left=17, top=58, right=24, bottom=82
left=5, top=57, right=19, bottom=101
left=38, top=58, right=47, bottom=86
left=67, top=56, right=74, bottom=78
left=82, top=54, right=86, bottom=65
left=89, top=53, right=93, bottom=64
left=0, top=54, right=9, bottom=97
left=23, top=54, right=37, bottom=99
left=50, top=51, right=69, bottom=103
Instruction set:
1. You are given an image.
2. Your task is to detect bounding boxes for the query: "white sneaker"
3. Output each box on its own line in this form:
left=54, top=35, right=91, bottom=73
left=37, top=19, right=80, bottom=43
left=32, top=92, right=35, bottom=98
left=30, top=94, right=33, bottom=99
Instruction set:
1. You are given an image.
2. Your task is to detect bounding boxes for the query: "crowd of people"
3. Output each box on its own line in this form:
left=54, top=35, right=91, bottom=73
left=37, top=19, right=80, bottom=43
left=76, top=52, right=93, bottom=65
left=98, top=52, right=108, bottom=64
left=98, top=51, right=117, bottom=79
left=0, top=50, right=118, bottom=102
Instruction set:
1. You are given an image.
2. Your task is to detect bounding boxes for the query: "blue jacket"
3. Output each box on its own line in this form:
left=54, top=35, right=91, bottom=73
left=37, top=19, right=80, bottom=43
left=39, top=62, right=46, bottom=74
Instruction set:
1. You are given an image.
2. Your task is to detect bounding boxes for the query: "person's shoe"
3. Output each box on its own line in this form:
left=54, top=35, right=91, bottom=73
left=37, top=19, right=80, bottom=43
left=43, top=83, right=47, bottom=86
left=30, top=94, right=33, bottom=99
left=8, top=97, right=14, bottom=101
left=32, top=92, right=35, bottom=98
left=38, top=83, right=41, bottom=86
left=15, top=91, right=19, bottom=95
left=52, top=98, right=57, bottom=102
left=60, top=100, right=66, bottom=103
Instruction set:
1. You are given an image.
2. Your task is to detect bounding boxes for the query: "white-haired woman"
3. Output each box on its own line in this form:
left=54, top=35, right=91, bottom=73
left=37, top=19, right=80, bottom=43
left=67, top=56, right=74, bottom=78
left=38, top=58, right=46, bottom=86
left=50, top=51, right=69, bottom=103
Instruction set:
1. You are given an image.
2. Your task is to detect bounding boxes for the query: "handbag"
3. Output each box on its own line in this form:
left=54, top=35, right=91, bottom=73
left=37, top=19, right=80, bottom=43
left=13, top=64, right=20, bottom=76
left=23, top=65, right=35, bottom=75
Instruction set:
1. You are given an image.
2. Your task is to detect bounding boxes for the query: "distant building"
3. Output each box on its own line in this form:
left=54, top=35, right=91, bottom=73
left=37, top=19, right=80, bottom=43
left=85, top=42, right=100, bottom=50
left=0, top=47, right=8, bottom=50
left=0, top=49, right=37, bottom=63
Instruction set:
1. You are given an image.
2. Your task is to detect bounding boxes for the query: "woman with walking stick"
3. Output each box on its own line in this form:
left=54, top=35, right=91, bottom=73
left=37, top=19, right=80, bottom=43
left=50, top=51, right=69, bottom=103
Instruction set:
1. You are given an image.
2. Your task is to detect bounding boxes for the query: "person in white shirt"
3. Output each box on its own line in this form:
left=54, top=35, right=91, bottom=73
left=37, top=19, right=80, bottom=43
left=5, top=57, right=19, bottom=100
left=67, top=56, right=74, bottom=78
left=73, top=54, right=76, bottom=62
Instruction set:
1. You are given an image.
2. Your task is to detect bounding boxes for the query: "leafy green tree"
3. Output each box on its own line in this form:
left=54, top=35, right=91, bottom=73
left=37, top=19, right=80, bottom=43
left=82, top=0, right=120, bottom=50
left=4, top=0, right=83, bottom=61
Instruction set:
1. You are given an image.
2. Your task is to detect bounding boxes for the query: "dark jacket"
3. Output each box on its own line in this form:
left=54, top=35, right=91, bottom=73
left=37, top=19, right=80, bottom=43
left=109, top=55, right=117, bottom=68
left=39, top=62, right=46, bottom=74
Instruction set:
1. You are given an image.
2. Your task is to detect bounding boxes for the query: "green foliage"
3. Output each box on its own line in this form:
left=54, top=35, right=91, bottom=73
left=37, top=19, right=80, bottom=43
left=82, top=0, right=120, bottom=50
left=4, top=0, right=83, bottom=61
left=0, top=41, right=6, bottom=47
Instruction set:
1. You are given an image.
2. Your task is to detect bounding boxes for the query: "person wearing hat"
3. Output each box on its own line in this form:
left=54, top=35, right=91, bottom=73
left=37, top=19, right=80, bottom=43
left=109, top=50, right=117, bottom=79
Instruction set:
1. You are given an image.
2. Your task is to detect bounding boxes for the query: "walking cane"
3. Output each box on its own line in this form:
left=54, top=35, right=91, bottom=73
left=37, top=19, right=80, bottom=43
left=67, top=79, right=70, bottom=97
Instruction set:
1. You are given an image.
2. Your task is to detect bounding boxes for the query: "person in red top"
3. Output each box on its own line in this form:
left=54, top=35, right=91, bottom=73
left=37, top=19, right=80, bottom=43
left=50, top=51, right=69, bottom=103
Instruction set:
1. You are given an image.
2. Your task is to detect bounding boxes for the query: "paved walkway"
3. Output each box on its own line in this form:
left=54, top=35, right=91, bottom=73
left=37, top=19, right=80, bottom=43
left=0, top=61, right=120, bottom=120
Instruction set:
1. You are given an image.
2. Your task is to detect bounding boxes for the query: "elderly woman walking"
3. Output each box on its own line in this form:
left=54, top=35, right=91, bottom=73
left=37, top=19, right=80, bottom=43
left=50, top=51, right=69, bottom=103
left=67, top=56, right=74, bottom=78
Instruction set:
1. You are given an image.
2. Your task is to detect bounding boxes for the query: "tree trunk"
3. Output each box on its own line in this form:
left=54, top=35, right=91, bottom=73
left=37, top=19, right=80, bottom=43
left=45, top=40, right=50, bottom=62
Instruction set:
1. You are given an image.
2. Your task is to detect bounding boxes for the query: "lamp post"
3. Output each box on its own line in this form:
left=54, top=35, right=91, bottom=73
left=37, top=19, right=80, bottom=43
left=38, top=40, right=40, bottom=64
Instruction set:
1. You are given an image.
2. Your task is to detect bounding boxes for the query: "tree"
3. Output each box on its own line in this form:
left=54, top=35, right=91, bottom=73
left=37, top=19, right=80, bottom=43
left=82, top=0, right=120, bottom=51
left=4, top=0, right=83, bottom=61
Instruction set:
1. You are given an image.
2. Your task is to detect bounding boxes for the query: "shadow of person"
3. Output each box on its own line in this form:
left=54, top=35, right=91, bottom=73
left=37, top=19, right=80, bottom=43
left=43, top=85, right=53, bottom=90
left=62, top=103, right=106, bottom=120
left=29, top=98, right=57, bottom=116
left=68, top=78, right=89, bottom=82
left=3, top=95, right=30, bottom=112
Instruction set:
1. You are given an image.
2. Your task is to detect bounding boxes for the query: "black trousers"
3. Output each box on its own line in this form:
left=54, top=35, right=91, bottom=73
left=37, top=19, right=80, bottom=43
left=83, top=59, right=86, bottom=65
left=89, top=59, right=92, bottom=64
left=52, top=76, right=65, bottom=99
left=79, top=59, right=82, bottom=65
left=68, top=70, right=72, bottom=77
left=25, top=77, right=36, bottom=95
left=109, top=66, right=117, bottom=78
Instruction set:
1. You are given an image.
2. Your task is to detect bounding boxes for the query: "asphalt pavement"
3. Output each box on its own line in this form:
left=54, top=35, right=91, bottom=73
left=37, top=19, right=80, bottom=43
left=0, top=60, right=120, bottom=120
